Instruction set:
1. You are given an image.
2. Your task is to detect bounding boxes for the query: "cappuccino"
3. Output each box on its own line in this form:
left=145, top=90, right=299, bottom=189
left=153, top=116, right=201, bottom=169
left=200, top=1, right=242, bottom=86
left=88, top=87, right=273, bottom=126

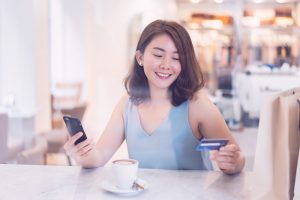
left=111, top=159, right=139, bottom=189
left=113, top=159, right=136, bottom=165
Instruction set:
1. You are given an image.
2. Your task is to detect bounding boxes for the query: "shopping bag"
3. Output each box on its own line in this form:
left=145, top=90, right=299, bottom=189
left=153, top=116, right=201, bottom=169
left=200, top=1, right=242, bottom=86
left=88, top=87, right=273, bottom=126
left=293, top=99, right=300, bottom=200
left=252, top=88, right=300, bottom=200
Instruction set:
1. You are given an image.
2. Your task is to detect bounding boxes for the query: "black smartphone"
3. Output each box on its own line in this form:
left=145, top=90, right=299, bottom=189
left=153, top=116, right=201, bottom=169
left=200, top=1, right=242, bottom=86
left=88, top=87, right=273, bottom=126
left=63, top=116, right=87, bottom=145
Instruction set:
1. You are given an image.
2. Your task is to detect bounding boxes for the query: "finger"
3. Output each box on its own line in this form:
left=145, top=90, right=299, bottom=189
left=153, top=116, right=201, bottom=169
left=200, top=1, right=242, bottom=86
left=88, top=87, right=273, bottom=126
left=80, top=148, right=93, bottom=157
left=74, top=139, right=94, bottom=154
left=220, top=144, right=238, bottom=152
left=210, top=150, right=218, bottom=154
left=209, top=150, right=218, bottom=160
left=216, top=155, right=235, bottom=164
left=64, top=132, right=83, bottom=150
left=68, top=139, right=92, bottom=156
left=65, top=132, right=83, bottom=148
left=70, top=132, right=84, bottom=145
left=74, top=138, right=93, bottom=151
left=73, top=142, right=94, bottom=160
left=78, top=142, right=94, bottom=157
left=64, top=139, right=76, bottom=151
left=218, top=162, right=236, bottom=171
left=217, top=151, right=236, bottom=157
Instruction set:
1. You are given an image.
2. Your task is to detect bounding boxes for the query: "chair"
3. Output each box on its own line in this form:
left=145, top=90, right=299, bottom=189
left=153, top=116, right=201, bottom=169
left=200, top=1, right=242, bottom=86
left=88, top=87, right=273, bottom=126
left=17, top=135, right=48, bottom=165
left=44, top=103, right=87, bottom=152
left=51, top=82, right=83, bottom=129
left=42, top=103, right=87, bottom=165
left=61, top=103, right=87, bottom=121
left=0, top=112, right=24, bottom=163
left=0, top=113, right=8, bottom=153
left=43, top=82, right=87, bottom=165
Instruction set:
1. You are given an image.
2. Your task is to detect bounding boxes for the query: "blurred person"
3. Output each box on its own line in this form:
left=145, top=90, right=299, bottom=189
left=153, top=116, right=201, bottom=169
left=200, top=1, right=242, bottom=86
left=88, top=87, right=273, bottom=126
left=64, top=20, right=245, bottom=174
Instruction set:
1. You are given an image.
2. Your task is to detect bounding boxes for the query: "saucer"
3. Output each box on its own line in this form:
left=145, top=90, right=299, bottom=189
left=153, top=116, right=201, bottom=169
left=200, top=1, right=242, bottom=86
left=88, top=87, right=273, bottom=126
left=101, top=178, right=148, bottom=195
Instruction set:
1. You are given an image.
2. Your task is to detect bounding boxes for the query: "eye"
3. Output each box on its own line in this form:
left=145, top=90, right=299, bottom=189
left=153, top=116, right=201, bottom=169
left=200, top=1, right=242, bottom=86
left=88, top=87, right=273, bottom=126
left=173, top=57, right=180, bottom=61
left=153, top=54, right=163, bottom=58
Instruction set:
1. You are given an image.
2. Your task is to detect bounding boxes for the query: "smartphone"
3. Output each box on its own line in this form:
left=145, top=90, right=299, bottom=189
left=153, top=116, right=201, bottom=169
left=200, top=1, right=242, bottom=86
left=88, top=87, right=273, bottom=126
left=63, top=116, right=87, bottom=145
left=195, top=138, right=229, bottom=151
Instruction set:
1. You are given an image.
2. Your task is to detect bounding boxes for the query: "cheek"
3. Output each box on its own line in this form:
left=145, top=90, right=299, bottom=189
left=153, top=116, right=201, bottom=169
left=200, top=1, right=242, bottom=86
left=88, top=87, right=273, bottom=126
left=143, top=57, right=158, bottom=69
left=173, top=64, right=181, bottom=75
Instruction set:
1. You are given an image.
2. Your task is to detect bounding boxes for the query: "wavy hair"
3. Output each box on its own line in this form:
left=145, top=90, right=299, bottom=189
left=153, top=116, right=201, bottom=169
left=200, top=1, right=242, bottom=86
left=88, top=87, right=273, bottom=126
left=124, top=20, right=205, bottom=106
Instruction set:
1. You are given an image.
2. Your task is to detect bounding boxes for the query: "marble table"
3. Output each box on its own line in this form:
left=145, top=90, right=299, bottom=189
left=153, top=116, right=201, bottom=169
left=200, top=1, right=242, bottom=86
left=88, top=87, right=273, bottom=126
left=0, top=164, right=253, bottom=200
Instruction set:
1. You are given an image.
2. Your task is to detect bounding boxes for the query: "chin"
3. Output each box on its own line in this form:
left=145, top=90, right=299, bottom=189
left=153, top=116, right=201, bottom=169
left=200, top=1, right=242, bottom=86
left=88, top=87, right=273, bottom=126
left=155, top=82, right=174, bottom=89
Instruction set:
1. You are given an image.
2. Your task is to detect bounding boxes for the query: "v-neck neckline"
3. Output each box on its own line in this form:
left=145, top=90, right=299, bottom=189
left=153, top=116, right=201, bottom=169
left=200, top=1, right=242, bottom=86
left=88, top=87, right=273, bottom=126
left=135, top=105, right=174, bottom=136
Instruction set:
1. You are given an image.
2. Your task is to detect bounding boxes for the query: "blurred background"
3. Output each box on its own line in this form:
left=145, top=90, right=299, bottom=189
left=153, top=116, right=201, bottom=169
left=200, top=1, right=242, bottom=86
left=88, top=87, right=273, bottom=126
left=0, top=0, right=300, bottom=170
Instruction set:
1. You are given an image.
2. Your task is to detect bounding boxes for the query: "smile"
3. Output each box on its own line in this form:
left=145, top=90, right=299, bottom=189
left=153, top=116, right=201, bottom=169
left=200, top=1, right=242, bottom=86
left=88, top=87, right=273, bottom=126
left=155, top=72, right=171, bottom=79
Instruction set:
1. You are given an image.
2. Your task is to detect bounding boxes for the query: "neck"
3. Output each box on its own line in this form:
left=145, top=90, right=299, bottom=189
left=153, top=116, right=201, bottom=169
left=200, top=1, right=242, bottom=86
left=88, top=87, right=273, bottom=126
left=148, top=87, right=171, bottom=105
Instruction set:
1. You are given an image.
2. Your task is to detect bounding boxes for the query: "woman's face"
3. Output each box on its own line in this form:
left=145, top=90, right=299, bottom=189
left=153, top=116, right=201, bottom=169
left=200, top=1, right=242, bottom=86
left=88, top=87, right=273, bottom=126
left=137, top=33, right=181, bottom=91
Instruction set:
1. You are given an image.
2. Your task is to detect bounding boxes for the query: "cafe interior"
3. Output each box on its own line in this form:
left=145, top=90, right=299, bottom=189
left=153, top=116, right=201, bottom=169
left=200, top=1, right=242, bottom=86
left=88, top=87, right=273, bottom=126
left=1, top=0, right=300, bottom=174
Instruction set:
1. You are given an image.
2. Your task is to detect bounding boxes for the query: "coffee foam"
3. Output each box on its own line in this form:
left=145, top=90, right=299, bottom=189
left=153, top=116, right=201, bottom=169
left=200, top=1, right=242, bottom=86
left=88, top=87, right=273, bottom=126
left=113, top=159, right=136, bottom=165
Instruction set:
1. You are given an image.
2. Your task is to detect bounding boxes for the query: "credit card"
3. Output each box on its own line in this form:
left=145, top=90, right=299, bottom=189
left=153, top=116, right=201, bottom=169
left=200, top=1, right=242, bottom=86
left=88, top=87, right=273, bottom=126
left=195, top=138, right=229, bottom=151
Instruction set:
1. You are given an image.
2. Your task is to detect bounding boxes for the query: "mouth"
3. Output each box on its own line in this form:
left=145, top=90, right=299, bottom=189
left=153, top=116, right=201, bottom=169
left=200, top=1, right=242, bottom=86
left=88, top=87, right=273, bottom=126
left=155, top=72, right=172, bottom=79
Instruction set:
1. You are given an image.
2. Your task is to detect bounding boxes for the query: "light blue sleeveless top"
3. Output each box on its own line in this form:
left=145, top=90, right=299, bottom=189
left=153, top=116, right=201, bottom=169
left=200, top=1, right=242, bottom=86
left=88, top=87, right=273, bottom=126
left=123, top=100, right=213, bottom=170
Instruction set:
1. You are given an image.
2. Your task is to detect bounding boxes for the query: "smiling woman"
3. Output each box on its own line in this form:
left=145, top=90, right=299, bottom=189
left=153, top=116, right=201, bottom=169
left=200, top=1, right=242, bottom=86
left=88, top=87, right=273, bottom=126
left=63, top=20, right=245, bottom=174
left=134, top=34, right=182, bottom=96
left=125, top=20, right=204, bottom=107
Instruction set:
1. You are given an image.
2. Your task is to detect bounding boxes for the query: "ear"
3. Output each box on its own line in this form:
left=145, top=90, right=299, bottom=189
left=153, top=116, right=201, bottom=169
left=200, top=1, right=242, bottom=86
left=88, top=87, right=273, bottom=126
left=135, top=50, right=143, bottom=66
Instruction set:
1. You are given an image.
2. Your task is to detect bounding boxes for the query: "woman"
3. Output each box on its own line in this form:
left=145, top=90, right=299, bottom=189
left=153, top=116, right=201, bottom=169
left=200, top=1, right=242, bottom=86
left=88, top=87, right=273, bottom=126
left=64, top=20, right=245, bottom=174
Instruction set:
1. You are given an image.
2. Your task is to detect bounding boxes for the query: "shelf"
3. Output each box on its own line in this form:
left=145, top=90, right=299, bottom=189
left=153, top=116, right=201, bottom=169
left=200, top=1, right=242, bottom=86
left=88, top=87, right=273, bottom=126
left=241, top=25, right=300, bottom=30
left=183, top=22, right=234, bottom=35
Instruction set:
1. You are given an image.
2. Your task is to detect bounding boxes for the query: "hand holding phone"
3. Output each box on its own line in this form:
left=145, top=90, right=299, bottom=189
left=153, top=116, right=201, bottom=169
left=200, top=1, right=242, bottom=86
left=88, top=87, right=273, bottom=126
left=63, top=116, right=87, bottom=145
left=196, top=138, right=229, bottom=151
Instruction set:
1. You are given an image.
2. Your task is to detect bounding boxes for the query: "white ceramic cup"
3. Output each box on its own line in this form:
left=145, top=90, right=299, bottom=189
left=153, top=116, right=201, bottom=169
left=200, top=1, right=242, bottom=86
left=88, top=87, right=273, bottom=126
left=111, top=159, right=139, bottom=189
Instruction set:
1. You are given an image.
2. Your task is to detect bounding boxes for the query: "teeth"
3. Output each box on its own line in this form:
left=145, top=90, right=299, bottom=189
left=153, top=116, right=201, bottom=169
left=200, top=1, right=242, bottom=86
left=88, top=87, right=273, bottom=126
left=156, top=72, right=170, bottom=77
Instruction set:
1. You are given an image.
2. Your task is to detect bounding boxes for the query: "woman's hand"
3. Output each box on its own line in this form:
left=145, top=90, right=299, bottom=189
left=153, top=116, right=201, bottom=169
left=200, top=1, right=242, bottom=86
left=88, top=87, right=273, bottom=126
left=209, top=144, right=245, bottom=174
left=63, top=132, right=95, bottom=164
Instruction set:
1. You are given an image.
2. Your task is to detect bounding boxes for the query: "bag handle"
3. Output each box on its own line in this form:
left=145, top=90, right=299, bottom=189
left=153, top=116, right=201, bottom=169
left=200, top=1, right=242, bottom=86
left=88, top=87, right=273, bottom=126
left=298, top=99, right=300, bottom=131
left=292, top=91, right=300, bottom=131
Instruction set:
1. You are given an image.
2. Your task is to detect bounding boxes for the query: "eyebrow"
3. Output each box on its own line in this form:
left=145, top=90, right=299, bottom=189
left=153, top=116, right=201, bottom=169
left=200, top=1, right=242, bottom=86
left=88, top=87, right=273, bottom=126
left=153, top=47, right=178, bottom=54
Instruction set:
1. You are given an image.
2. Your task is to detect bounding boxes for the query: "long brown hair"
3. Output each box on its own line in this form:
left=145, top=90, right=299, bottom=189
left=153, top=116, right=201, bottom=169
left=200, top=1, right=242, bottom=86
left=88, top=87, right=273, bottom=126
left=124, top=20, right=205, bottom=106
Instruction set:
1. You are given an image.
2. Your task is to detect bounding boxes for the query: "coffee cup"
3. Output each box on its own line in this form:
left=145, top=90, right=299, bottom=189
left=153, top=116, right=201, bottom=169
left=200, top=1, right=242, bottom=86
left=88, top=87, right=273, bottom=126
left=111, top=159, right=139, bottom=189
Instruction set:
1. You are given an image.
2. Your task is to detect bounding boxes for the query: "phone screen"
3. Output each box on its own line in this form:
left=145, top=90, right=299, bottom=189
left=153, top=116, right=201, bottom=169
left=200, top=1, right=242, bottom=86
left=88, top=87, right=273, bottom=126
left=63, top=116, right=87, bottom=145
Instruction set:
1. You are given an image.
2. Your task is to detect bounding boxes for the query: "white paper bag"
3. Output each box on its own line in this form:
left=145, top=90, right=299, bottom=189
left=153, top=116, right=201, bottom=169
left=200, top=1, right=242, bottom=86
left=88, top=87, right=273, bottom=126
left=252, top=88, right=300, bottom=200
left=293, top=99, right=300, bottom=200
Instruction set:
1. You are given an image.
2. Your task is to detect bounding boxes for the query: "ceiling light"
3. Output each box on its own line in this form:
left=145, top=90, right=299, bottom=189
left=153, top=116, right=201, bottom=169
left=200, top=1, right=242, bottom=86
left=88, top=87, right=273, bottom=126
left=190, top=0, right=202, bottom=3
left=276, top=0, right=288, bottom=3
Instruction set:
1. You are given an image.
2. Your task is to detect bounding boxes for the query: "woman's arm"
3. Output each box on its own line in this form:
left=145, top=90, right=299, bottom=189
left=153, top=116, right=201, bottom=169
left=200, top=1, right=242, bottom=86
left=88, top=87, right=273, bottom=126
left=190, top=90, right=245, bottom=174
left=64, top=94, right=129, bottom=168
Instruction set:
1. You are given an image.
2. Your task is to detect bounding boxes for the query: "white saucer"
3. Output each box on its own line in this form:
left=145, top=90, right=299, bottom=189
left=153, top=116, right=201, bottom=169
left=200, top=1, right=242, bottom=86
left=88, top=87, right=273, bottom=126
left=101, top=178, right=148, bottom=195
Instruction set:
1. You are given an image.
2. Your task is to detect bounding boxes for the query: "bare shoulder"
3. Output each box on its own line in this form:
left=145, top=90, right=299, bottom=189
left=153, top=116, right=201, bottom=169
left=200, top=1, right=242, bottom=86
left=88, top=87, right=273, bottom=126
left=114, top=93, right=130, bottom=113
left=189, top=89, right=218, bottom=121
left=189, top=89, right=214, bottom=109
left=119, top=93, right=130, bottom=106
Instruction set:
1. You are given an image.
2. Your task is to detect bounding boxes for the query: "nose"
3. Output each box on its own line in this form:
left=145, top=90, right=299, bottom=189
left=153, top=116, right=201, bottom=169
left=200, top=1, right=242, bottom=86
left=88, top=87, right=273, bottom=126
left=160, top=57, right=171, bottom=70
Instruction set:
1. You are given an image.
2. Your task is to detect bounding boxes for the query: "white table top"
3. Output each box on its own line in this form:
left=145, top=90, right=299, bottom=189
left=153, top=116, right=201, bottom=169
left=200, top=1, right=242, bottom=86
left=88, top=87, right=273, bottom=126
left=0, top=164, right=253, bottom=200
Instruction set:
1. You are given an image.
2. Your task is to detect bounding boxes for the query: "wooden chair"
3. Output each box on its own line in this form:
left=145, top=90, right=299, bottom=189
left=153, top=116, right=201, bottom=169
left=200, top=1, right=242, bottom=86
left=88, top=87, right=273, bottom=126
left=17, top=135, right=48, bottom=165
left=51, top=82, right=83, bottom=129
left=43, top=82, right=87, bottom=165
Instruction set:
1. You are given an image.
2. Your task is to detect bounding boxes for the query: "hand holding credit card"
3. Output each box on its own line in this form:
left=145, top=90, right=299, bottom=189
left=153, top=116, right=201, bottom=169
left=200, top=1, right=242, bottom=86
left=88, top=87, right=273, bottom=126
left=196, top=138, right=229, bottom=151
